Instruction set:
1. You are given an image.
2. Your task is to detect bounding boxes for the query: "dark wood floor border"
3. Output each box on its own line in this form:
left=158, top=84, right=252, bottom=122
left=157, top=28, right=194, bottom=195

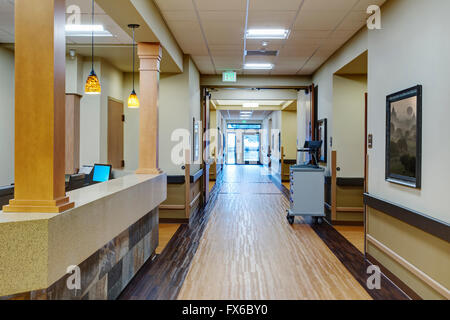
left=364, top=193, right=450, bottom=243
left=273, top=175, right=410, bottom=300
left=118, top=175, right=223, bottom=300
left=310, top=222, right=410, bottom=300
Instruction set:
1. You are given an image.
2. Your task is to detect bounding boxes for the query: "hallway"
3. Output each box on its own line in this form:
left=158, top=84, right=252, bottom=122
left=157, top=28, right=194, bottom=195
left=178, top=165, right=371, bottom=300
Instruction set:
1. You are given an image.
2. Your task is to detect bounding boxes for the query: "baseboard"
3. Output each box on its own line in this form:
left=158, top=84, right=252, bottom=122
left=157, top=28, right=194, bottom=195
left=366, top=253, right=421, bottom=300
left=159, top=218, right=189, bottom=224
left=332, top=220, right=364, bottom=226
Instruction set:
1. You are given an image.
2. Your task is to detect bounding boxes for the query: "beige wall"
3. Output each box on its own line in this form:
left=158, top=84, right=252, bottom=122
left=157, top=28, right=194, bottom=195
left=281, top=110, right=297, bottom=160
left=0, top=52, right=126, bottom=184
left=314, top=0, right=450, bottom=222
left=123, top=72, right=140, bottom=172
left=0, top=47, right=14, bottom=186
left=312, top=0, right=450, bottom=299
left=121, top=56, right=203, bottom=176
left=333, top=74, right=367, bottom=178
left=188, top=58, right=202, bottom=174
left=78, top=58, right=124, bottom=166
left=312, top=29, right=368, bottom=174
left=296, top=90, right=310, bottom=164
left=367, top=0, right=450, bottom=223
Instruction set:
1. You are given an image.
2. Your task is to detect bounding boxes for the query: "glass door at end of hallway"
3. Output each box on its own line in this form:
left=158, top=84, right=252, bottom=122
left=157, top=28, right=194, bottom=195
left=243, top=134, right=260, bottom=164
left=227, top=133, right=236, bottom=164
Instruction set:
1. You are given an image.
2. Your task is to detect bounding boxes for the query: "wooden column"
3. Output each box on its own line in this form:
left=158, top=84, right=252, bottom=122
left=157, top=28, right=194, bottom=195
left=136, top=43, right=162, bottom=175
left=65, top=94, right=82, bottom=175
left=3, top=0, right=74, bottom=213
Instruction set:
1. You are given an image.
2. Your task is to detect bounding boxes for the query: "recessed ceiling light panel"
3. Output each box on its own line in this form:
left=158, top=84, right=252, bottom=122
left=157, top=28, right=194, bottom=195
left=246, top=29, right=290, bottom=39
left=244, top=63, right=273, bottom=70
left=243, top=102, right=260, bottom=108
left=65, top=24, right=112, bottom=37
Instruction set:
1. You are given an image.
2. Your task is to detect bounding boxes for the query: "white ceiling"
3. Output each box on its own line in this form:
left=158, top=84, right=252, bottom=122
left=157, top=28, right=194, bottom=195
left=0, top=0, right=137, bottom=72
left=154, top=0, right=386, bottom=75
left=1, top=0, right=385, bottom=75
left=0, top=0, right=132, bottom=45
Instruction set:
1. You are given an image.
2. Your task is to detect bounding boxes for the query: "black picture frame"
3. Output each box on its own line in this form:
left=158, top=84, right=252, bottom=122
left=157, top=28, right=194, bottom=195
left=385, top=85, right=422, bottom=188
left=317, top=118, right=327, bottom=163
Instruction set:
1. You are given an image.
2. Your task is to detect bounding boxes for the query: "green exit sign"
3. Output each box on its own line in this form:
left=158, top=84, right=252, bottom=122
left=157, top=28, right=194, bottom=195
left=222, top=71, right=237, bottom=83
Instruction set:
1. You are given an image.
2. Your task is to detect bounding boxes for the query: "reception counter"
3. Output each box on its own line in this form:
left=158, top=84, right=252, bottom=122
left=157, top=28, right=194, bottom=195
left=0, top=173, right=167, bottom=299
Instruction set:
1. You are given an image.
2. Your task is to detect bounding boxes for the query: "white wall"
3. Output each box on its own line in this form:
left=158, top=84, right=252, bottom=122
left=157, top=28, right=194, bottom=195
left=367, top=0, right=450, bottom=223
left=333, top=75, right=367, bottom=178
left=0, top=47, right=14, bottom=186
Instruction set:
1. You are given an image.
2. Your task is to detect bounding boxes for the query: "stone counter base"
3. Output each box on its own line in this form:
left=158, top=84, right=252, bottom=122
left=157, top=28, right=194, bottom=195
left=2, top=208, right=158, bottom=300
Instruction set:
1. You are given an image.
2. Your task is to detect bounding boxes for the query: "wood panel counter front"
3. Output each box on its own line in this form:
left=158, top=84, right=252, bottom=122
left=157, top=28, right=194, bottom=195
left=0, top=173, right=167, bottom=298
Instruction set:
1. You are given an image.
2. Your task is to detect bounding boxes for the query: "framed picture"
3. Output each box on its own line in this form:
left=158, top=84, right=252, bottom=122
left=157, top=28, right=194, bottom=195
left=317, top=118, right=327, bottom=163
left=193, top=118, right=200, bottom=162
left=386, top=85, right=422, bottom=188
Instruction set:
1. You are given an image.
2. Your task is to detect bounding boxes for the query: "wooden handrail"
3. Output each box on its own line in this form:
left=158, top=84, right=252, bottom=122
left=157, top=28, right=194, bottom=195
left=331, top=150, right=337, bottom=221
left=184, top=149, right=191, bottom=218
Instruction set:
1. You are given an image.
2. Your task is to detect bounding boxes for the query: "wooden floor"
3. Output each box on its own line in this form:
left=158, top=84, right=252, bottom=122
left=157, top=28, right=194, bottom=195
left=334, top=226, right=365, bottom=253
left=178, top=166, right=371, bottom=300
left=156, top=224, right=181, bottom=254
left=120, top=165, right=408, bottom=300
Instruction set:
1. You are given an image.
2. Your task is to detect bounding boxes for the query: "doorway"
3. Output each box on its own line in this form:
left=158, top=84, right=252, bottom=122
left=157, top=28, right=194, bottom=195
left=243, top=133, right=260, bottom=164
left=329, top=51, right=368, bottom=253
left=107, top=98, right=124, bottom=169
left=226, top=133, right=236, bottom=164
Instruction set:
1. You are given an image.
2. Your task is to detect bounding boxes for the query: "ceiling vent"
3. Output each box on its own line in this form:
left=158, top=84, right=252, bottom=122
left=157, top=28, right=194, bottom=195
left=245, top=50, right=279, bottom=57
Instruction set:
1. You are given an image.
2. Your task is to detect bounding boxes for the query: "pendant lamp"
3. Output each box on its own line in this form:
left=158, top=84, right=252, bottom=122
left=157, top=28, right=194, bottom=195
left=127, top=24, right=140, bottom=108
left=85, top=0, right=101, bottom=94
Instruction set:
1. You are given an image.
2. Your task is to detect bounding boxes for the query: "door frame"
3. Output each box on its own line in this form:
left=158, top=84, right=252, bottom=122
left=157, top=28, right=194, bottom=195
left=242, top=132, right=261, bottom=165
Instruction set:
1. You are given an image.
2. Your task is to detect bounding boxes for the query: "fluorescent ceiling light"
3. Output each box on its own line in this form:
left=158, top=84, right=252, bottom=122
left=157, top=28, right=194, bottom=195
left=244, top=63, right=273, bottom=70
left=243, top=102, right=259, bottom=108
left=240, top=111, right=252, bottom=114
left=246, top=29, right=290, bottom=39
left=65, top=24, right=113, bottom=37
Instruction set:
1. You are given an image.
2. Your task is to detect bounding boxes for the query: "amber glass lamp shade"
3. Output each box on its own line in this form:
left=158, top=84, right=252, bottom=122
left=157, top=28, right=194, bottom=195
left=128, top=90, right=140, bottom=109
left=85, top=70, right=101, bottom=95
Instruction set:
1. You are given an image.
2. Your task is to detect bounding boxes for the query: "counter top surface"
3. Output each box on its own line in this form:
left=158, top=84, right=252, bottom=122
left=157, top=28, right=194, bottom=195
left=0, top=173, right=165, bottom=223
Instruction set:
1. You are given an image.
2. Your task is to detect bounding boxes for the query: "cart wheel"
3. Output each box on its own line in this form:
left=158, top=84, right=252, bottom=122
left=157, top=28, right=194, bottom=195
left=287, top=216, right=295, bottom=225
left=317, top=217, right=323, bottom=225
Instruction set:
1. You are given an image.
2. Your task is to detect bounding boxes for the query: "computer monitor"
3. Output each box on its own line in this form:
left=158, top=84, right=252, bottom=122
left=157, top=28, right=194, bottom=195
left=300, top=141, right=323, bottom=166
left=79, top=165, right=94, bottom=175
left=92, top=164, right=112, bottom=183
left=79, top=165, right=94, bottom=184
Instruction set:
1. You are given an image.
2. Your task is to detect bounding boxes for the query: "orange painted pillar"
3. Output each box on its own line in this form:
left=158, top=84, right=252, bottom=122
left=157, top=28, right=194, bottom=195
left=136, top=43, right=163, bottom=174
left=3, top=0, right=74, bottom=213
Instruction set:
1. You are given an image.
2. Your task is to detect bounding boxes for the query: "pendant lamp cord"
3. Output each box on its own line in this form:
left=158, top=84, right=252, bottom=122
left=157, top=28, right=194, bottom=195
left=132, top=27, right=135, bottom=91
left=91, top=0, right=94, bottom=71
